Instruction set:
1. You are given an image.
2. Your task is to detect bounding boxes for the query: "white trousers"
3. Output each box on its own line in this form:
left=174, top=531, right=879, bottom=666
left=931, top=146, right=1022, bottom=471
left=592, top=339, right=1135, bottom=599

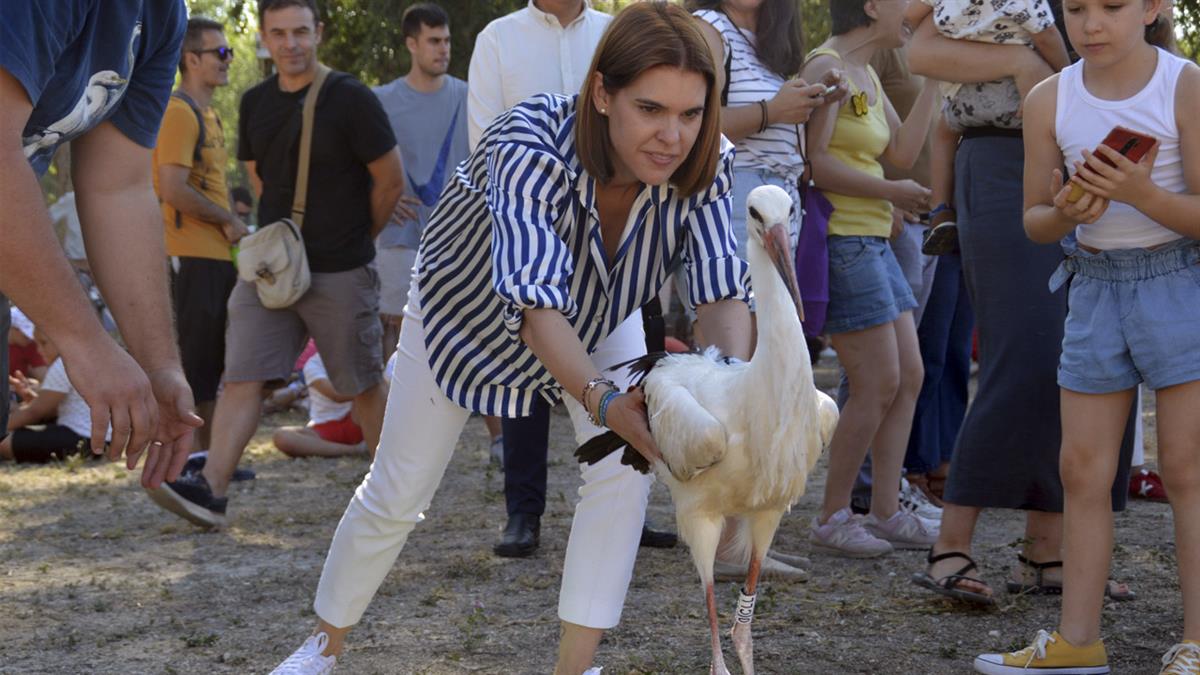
left=313, top=288, right=653, bottom=629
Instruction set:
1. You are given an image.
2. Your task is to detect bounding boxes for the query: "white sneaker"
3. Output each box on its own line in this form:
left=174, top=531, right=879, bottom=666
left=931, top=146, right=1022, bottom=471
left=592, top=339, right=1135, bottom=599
left=271, top=633, right=337, bottom=675
left=900, top=476, right=943, bottom=523
left=810, top=508, right=893, bottom=558
left=862, top=510, right=938, bottom=549
left=583, top=668, right=603, bottom=675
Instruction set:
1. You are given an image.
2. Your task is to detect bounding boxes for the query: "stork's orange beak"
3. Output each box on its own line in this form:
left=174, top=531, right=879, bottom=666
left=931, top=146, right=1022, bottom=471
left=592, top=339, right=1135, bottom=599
left=764, top=223, right=804, bottom=322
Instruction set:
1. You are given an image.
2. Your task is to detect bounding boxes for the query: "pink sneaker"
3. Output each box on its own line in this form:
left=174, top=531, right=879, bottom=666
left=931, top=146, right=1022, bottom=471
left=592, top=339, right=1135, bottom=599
left=862, top=510, right=939, bottom=549
left=810, top=508, right=893, bottom=558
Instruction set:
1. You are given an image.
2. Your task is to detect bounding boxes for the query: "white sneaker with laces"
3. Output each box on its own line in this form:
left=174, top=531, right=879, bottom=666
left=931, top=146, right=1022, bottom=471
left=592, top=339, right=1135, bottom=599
left=862, top=509, right=939, bottom=549
left=900, top=476, right=943, bottom=522
left=810, top=507, right=893, bottom=558
left=1161, top=641, right=1200, bottom=674
left=271, top=633, right=337, bottom=675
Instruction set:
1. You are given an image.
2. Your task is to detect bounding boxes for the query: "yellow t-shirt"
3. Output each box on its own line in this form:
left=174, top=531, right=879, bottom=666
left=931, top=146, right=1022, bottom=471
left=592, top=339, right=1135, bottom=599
left=810, top=48, right=894, bottom=238
left=152, top=96, right=232, bottom=261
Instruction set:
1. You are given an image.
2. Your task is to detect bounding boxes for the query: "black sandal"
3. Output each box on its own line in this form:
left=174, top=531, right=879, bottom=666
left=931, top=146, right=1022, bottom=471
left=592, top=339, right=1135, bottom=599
left=911, top=550, right=996, bottom=606
left=1006, top=554, right=1137, bottom=601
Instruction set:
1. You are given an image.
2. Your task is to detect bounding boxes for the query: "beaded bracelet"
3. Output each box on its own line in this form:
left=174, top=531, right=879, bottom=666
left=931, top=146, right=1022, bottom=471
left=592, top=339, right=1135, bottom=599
left=581, top=376, right=616, bottom=411
left=597, top=389, right=621, bottom=428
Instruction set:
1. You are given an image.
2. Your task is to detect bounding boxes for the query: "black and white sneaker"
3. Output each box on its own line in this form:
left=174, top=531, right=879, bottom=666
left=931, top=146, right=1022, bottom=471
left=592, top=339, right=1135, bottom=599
left=146, top=471, right=228, bottom=528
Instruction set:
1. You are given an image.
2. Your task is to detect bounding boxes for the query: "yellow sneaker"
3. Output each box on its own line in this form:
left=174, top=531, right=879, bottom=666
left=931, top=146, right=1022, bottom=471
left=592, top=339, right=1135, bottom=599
left=1161, top=641, right=1200, bottom=674
left=974, top=630, right=1110, bottom=674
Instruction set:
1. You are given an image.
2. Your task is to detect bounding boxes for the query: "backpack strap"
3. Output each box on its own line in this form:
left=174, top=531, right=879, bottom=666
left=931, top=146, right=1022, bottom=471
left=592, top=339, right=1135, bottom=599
left=169, top=90, right=208, bottom=229
left=171, top=90, right=206, bottom=164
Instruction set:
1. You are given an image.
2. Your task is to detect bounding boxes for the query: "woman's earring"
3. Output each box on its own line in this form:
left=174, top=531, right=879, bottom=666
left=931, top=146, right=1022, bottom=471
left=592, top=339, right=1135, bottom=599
left=600, top=107, right=607, bottom=115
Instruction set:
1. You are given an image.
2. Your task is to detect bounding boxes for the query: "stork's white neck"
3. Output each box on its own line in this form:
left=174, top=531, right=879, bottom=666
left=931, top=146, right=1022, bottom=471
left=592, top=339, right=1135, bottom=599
left=745, top=238, right=812, bottom=387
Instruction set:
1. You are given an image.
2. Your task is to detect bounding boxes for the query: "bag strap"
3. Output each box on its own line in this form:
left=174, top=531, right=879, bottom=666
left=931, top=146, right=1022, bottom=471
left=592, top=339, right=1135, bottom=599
left=291, top=63, right=331, bottom=228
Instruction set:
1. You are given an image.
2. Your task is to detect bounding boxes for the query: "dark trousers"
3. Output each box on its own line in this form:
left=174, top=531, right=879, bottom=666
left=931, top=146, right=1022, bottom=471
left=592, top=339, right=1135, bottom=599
left=171, top=257, right=237, bottom=404
left=848, top=254, right=973, bottom=503
left=502, top=298, right=665, bottom=517
left=904, top=252, right=973, bottom=474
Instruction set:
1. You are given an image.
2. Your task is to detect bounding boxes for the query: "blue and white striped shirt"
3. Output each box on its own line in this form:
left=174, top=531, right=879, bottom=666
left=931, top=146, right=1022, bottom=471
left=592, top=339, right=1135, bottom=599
left=415, top=94, right=751, bottom=417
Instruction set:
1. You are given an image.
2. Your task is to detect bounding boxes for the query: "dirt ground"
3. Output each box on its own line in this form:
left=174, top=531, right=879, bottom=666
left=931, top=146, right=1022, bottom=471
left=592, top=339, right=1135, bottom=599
left=0, top=360, right=1181, bottom=675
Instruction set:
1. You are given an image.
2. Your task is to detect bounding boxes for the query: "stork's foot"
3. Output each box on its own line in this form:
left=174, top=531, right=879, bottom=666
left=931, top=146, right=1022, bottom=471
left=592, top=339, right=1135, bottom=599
left=731, top=618, right=754, bottom=675
left=709, top=660, right=732, bottom=675
left=730, top=589, right=756, bottom=675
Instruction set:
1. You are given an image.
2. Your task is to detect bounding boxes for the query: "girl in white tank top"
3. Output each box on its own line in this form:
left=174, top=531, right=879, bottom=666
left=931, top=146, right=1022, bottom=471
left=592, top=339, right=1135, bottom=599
left=970, top=1, right=1200, bottom=673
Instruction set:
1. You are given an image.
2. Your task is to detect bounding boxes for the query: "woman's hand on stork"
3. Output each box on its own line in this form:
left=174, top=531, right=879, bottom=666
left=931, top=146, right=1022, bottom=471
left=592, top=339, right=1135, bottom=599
left=603, top=388, right=662, bottom=465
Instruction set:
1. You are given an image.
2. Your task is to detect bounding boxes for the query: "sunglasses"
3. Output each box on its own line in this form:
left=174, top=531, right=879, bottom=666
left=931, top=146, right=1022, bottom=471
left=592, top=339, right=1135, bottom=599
left=194, top=46, right=235, bottom=61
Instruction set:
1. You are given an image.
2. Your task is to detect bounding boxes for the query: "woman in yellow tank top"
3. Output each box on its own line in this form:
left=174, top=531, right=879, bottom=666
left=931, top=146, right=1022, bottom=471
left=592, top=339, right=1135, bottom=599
left=798, top=0, right=940, bottom=558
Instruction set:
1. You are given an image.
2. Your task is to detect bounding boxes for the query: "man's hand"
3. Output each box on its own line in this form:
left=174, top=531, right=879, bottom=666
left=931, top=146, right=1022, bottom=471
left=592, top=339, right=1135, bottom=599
left=60, top=337, right=159, bottom=462
left=392, top=195, right=421, bottom=223
left=140, top=367, right=203, bottom=489
left=222, top=215, right=249, bottom=243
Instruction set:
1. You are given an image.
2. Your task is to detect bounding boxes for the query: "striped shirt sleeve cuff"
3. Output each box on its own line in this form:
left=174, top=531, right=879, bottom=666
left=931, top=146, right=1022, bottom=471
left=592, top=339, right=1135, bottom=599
left=499, top=284, right=580, bottom=336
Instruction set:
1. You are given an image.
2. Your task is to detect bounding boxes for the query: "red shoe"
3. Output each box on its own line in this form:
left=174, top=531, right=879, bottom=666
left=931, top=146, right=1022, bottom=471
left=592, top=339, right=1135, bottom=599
left=1130, top=468, right=1168, bottom=502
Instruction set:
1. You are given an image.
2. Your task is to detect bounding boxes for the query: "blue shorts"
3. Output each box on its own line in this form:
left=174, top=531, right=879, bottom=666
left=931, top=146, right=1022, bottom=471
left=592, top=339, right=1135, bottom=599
left=1055, top=238, right=1200, bottom=394
left=825, top=235, right=917, bottom=334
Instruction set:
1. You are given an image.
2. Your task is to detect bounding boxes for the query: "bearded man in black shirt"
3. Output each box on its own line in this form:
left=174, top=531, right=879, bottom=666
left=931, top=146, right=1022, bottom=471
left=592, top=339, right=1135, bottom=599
left=148, top=0, right=405, bottom=528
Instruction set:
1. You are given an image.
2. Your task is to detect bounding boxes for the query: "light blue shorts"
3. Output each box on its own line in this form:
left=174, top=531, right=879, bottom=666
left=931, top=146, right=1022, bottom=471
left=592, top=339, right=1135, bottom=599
left=825, top=235, right=917, bottom=335
left=1054, top=238, right=1200, bottom=394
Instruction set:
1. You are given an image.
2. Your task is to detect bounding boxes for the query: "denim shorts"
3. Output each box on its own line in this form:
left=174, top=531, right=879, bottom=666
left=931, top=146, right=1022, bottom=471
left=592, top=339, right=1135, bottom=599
left=825, top=235, right=917, bottom=334
left=1054, top=238, right=1200, bottom=394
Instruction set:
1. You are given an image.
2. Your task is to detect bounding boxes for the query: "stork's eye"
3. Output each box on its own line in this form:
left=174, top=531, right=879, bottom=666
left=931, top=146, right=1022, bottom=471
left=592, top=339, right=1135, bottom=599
left=748, top=206, right=763, bottom=222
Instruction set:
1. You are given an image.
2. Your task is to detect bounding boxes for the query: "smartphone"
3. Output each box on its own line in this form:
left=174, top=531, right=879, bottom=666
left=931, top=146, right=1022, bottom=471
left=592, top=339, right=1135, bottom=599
left=1066, top=126, right=1158, bottom=202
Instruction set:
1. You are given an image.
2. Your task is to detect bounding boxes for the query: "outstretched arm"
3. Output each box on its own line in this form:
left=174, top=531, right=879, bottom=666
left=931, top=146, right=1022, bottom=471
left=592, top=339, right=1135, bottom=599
left=520, top=309, right=662, bottom=463
left=0, top=68, right=170, bottom=477
left=72, top=120, right=203, bottom=487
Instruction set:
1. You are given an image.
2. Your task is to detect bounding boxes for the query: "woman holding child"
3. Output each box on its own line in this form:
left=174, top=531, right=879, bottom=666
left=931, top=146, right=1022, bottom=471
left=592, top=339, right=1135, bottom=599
left=907, top=0, right=1137, bottom=604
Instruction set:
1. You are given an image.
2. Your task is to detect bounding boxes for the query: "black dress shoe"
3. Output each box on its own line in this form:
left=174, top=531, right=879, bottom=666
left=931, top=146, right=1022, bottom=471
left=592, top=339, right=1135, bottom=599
left=639, top=523, right=678, bottom=549
left=494, top=513, right=540, bottom=558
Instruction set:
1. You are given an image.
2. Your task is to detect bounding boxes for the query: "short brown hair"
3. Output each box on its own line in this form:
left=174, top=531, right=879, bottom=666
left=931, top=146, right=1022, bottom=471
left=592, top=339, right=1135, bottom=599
left=575, top=2, right=722, bottom=198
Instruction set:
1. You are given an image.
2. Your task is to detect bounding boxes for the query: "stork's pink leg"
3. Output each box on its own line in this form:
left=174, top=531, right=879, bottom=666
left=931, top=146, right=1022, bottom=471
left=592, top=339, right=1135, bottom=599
left=730, top=550, right=762, bottom=675
left=705, top=581, right=731, bottom=675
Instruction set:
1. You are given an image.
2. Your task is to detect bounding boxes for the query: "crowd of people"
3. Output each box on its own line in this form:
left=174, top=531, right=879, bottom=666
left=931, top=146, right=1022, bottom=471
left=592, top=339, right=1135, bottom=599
left=1, top=0, right=1198, bottom=673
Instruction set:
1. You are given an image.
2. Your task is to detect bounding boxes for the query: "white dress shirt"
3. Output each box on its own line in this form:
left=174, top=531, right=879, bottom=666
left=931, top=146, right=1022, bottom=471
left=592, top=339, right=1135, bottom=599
left=466, top=0, right=612, bottom=148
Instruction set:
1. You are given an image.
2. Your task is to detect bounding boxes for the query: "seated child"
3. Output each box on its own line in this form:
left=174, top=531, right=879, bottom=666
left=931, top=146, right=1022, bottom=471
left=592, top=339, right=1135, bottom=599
left=1, top=328, right=109, bottom=463
left=271, top=351, right=395, bottom=459
left=906, top=0, right=1070, bottom=254
left=8, top=307, right=47, bottom=381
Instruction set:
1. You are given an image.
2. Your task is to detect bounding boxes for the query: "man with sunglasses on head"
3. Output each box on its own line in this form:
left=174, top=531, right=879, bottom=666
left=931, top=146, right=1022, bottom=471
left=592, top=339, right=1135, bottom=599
left=153, top=17, right=246, bottom=456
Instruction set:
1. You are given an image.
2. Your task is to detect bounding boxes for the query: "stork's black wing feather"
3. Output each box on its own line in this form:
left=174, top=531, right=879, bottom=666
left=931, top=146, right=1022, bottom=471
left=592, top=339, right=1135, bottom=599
left=574, top=431, right=651, bottom=474
left=608, top=350, right=679, bottom=385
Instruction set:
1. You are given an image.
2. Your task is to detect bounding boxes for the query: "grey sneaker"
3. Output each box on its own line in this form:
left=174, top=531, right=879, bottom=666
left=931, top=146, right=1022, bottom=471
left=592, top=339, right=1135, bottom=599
left=714, top=554, right=807, bottom=582
left=810, top=508, right=893, bottom=558
left=271, top=633, right=336, bottom=675
left=862, top=510, right=939, bottom=549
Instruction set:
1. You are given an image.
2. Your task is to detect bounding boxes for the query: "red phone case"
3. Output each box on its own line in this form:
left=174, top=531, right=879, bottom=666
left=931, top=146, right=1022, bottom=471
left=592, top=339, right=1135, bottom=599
left=1066, top=126, right=1158, bottom=202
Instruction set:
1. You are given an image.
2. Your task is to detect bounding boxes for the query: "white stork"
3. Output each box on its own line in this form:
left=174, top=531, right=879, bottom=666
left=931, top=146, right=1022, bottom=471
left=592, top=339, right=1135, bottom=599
left=577, top=185, right=839, bottom=675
